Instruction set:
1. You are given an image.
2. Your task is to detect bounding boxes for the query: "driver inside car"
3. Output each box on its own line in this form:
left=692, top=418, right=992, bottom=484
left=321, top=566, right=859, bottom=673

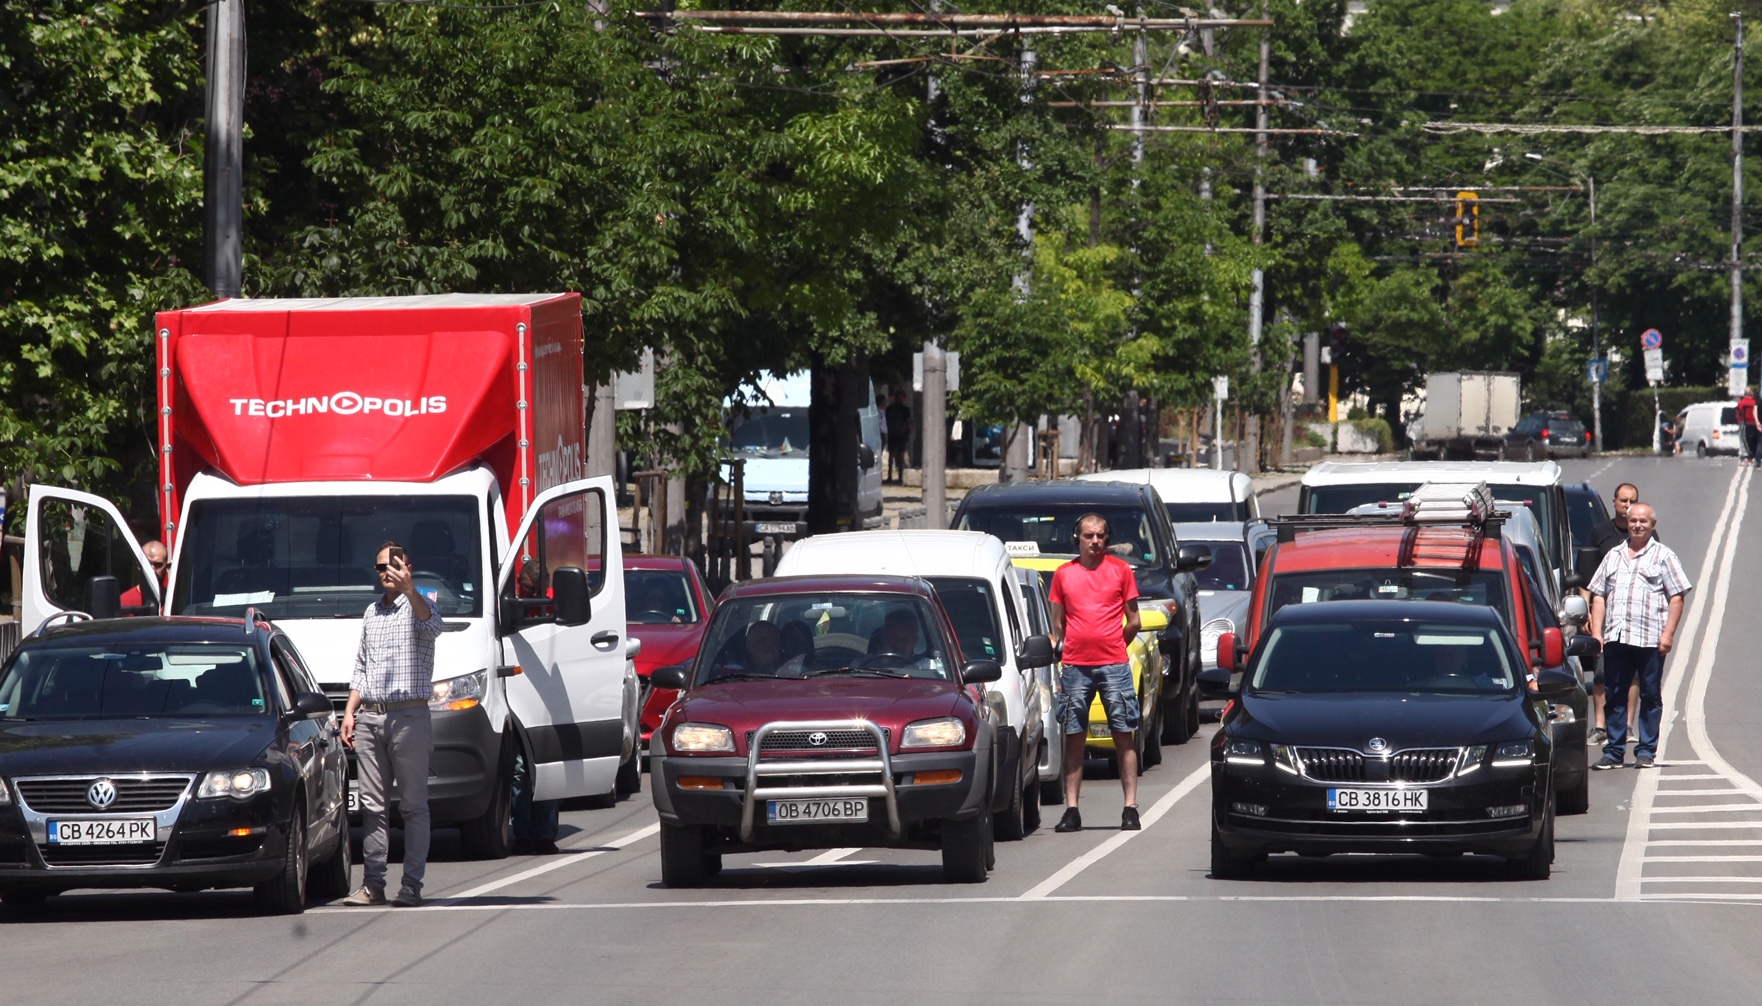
left=777, top=621, right=815, bottom=676
left=743, top=621, right=784, bottom=676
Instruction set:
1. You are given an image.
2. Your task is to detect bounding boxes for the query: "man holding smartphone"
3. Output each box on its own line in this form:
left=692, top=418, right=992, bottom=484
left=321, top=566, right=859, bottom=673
left=341, top=542, right=445, bottom=907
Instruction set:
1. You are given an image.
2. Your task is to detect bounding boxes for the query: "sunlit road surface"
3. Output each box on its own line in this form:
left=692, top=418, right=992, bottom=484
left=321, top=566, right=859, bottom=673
left=8, top=456, right=1762, bottom=1006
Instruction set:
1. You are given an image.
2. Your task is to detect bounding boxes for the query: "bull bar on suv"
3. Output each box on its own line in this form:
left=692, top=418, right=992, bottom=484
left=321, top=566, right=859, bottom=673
left=739, top=719, right=902, bottom=842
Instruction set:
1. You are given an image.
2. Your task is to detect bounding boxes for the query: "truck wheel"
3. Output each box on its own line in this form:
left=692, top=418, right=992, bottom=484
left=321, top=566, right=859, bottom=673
left=615, top=745, right=641, bottom=797
left=253, top=810, right=308, bottom=915
left=659, top=822, right=711, bottom=888
left=941, top=810, right=992, bottom=884
left=307, top=801, right=352, bottom=902
left=458, top=742, right=515, bottom=860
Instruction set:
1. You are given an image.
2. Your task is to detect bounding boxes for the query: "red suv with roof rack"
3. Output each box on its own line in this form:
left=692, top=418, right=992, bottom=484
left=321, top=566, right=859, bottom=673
left=1214, top=483, right=1596, bottom=814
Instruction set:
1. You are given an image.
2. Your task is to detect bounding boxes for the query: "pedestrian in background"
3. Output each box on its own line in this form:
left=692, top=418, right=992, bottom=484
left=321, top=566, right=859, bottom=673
left=885, top=390, right=912, bottom=484
left=1740, top=388, right=1760, bottom=467
left=1586, top=483, right=1654, bottom=744
left=1049, top=514, right=1143, bottom=833
left=342, top=542, right=445, bottom=906
left=1588, top=503, right=1691, bottom=769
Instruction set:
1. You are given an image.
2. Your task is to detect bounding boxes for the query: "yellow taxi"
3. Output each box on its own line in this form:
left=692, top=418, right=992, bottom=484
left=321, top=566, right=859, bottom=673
left=1011, top=556, right=1168, bottom=773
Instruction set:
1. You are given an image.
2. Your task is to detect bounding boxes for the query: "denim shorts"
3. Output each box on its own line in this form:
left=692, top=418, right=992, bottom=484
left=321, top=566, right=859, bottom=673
left=1058, top=662, right=1139, bottom=735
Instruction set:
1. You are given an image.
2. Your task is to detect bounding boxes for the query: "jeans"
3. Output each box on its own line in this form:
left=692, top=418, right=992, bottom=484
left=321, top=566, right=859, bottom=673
left=355, top=706, right=432, bottom=893
left=511, top=750, right=559, bottom=843
left=1602, top=641, right=1664, bottom=762
left=1058, top=662, right=1139, bottom=735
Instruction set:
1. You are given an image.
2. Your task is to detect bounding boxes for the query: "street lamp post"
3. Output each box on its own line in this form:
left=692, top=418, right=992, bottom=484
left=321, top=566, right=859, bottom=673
left=1527, top=153, right=1602, bottom=453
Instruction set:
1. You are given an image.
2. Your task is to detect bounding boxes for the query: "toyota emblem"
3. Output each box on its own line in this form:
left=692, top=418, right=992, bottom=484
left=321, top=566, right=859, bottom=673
left=1366, top=737, right=1389, bottom=754
left=87, top=778, right=118, bottom=810
left=769, top=491, right=785, bottom=506
left=808, top=731, right=829, bottom=747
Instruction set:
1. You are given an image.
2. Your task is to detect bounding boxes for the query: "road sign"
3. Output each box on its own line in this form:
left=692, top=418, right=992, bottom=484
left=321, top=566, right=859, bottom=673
left=1213, top=375, right=1230, bottom=401
left=1644, top=347, right=1665, bottom=383
left=1587, top=358, right=1608, bottom=385
left=1641, top=328, right=1663, bottom=350
left=1732, top=339, right=1750, bottom=367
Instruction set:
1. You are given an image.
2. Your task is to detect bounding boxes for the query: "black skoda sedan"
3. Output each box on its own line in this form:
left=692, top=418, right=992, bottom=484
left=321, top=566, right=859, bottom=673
left=1204, top=600, right=1576, bottom=881
left=0, top=617, right=349, bottom=914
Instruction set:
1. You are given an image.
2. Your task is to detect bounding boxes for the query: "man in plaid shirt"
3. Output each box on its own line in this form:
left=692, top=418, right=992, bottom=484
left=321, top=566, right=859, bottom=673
left=1588, top=503, right=1691, bottom=769
left=340, top=541, right=446, bottom=906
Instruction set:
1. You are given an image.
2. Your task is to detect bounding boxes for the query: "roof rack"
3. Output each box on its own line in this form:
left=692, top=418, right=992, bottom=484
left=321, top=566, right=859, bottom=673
left=1272, top=481, right=1507, bottom=543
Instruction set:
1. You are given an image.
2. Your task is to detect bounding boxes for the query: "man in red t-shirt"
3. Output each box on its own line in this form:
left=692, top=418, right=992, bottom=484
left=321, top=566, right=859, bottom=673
left=1048, top=513, right=1142, bottom=832
left=1739, top=390, right=1759, bottom=467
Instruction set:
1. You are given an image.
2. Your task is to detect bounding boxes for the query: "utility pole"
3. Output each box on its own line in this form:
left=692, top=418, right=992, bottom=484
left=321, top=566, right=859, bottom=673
left=203, top=0, right=245, bottom=298
left=1589, top=175, right=1603, bottom=453
left=1242, top=3, right=1269, bottom=475
left=1733, top=11, right=1746, bottom=356
left=921, top=341, right=948, bottom=529
left=1003, top=43, right=1037, bottom=483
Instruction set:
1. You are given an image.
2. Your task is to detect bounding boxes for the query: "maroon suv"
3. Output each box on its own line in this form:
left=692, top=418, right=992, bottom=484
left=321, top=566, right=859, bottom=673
left=648, top=574, right=1002, bottom=886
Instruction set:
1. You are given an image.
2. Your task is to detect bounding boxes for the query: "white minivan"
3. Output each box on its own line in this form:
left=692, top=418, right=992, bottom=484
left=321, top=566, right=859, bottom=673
left=774, top=531, right=1056, bottom=839
left=722, top=371, right=885, bottom=543
left=1675, top=401, right=1742, bottom=458
left=1075, top=468, right=1259, bottom=524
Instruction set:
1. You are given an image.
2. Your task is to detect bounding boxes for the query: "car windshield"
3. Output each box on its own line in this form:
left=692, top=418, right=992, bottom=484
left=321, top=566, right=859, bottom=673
left=1307, top=482, right=1558, bottom=570
left=1190, top=539, right=1250, bottom=591
left=0, top=643, right=268, bottom=720
left=1251, top=621, right=1518, bottom=694
left=174, top=496, right=482, bottom=619
left=693, top=592, right=953, bottom=684
left=1550, top=418, right=1584, bottom=436
left=958, top=504, right=1160, bottom=567
left=729, top=408, right=810, bottom=458
left=926, top=577, right=1004, bottom=662
left=1165, top=502, right=1241, bottom=523
left=628, top=569, right=702, bottom=625
left=1267, top=568, right=1511, bottom=624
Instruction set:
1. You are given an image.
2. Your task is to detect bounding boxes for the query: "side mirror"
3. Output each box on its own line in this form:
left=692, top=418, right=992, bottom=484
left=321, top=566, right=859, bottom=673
left=1561, top=570, right=1586, bottom=591
left=292, top=691, right=333, bottom=719
left=858, top=444, right=877, bottom=470
left=1566, top=633, right=1602, bottom=658
left=1541, top=626, right=1565, bottom=669
left=649, top=664, right=689, bottom=690
left=551, top=567, right=592, bottom=626
left=1197, top=666, right=1236, bottom=699
left=1534, top=667, right=1578, bottom=699
left=1560, top=595, right=1588, bottom=623
left=1176, top=544, right=1214, bottom=572
left=1574, top=546, right=1602, bottom=583
left=82, top=575, right=122, bottom=620
left=962, top=659, right=1004, bottom=685
left=1016, top=634, right=1057, bottom=669
left=1217, top=631, right=1238, bottom=672
left=499, top=594, right=524, bottom=632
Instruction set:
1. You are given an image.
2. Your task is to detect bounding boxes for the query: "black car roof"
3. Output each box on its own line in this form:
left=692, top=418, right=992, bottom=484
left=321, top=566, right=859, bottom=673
left=20, top=616, right=268, bottom=649
left=1267, top=599, right=1505, bottom=629
left=961, top=480, right=1155, bottom=506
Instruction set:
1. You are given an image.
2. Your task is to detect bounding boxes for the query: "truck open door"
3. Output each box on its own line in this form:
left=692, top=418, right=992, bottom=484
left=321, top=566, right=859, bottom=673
left=22, top=485, right=163, bottom=633
left=496, top=476, right=632, bottom=802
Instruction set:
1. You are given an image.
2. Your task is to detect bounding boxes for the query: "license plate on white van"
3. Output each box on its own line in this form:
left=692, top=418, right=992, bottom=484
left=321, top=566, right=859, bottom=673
left=755, top=522, right=795, bottom=535
left=766, top=798, right=869, bottom=825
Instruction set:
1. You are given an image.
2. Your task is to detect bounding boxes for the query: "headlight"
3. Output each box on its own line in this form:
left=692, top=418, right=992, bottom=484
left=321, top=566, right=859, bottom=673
left=1223, top=738, right=1265, bottom=766
left=431, top=670, right=488, bottom=712
left=1200, top=617, right=1234, bottom=661
left=1272, top=744, right=1301, bottom=775
left=198, top=767, right=272, bottom=800
left=901, top=717, right=967, bottom=749
left=1456, top=745, right=1488, bottom=776
left=672, top=723, right=735, bottom=753
left=1493, top=740, right=1535, bottom=768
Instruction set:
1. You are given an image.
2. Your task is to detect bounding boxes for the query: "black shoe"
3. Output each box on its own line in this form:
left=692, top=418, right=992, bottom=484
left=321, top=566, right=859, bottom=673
left=1636, top=754, right=1656, bottom=768
left=1593, top=755, right=1624, bottom=770
left=1121, top=807, right=1141, bottom=831
left=1054, top=808, right=1082, bottom=833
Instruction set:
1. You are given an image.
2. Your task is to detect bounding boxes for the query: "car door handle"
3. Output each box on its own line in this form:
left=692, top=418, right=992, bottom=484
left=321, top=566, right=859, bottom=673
left=591, top=630, right=621, bottom=650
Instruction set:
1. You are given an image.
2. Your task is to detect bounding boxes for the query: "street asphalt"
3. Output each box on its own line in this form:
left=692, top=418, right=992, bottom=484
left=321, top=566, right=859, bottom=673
left=8, top=455, right=1762, bottom=1005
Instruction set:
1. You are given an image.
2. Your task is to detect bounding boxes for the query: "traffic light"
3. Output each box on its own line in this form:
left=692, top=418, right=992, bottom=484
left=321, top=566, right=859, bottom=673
left=1326, top=322, right=1347, bottom=360
left=1455, top=191, right=1480, bottom=248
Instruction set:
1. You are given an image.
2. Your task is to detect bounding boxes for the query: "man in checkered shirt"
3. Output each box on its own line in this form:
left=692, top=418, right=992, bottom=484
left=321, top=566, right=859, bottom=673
left=340, top=541, right=446, bottom=907
left=1588, top=503, right=1691, bottom=770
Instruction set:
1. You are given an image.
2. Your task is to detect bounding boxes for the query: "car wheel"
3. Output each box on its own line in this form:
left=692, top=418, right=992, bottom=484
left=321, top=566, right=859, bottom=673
left=1165, top=686, right=1195, bottom=746
left=615, top=744, right=642, bottom=797
left=253, top=810, right=308, bottom=915
left=1186, top=670, right=1202, bottom=736
left=1040, top=779, right=1065, bottom=806
left=459, top=741, right=516, bottom=859
left=996, top=759, right=1028, bottom=841
left=1697, top=440, right=1709, bottom=458
left=1141, top=705, right=1164, bottom=768
left=659, top=822, right=711, bottom=888
left=1210, top=821, right=1258, bottom=880
left=1558, top=774, right=1590, bottom=816
left=1506, top=807, right=1555, bottom=881
left=307, top=800, right=353, bottom=902
left=941, top=809, right=992, bottom=884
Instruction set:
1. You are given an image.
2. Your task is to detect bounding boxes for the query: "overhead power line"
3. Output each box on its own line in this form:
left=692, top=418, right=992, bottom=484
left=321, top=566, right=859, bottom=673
left=638, top=10, right=1272, bottom=28
left=1425, top=121, right=1762, bottom=135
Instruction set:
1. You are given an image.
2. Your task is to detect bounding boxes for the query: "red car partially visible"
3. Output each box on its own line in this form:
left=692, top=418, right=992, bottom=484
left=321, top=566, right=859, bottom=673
left=625, top=555, right=715, bottom=748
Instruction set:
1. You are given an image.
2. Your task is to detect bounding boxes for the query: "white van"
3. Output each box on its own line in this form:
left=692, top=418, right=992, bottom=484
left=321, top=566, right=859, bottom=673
left=721, top=371, right=884, bottom=542
left=774, top=531, right=1056, bottom=839
left=1675, top=401, right=1741, bottom=458
left=1075, top=468, right=1259, bottom=524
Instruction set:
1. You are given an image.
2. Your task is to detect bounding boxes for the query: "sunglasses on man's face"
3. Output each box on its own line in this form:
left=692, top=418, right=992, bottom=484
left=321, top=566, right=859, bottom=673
left=150, top=560, right=169, bottom=569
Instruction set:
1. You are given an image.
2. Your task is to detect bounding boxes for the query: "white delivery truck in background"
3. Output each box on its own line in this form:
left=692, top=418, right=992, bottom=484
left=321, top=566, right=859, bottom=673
left=21, top=294, right=638, bottom=859
left=1410, top=371, right=1522, bottom=460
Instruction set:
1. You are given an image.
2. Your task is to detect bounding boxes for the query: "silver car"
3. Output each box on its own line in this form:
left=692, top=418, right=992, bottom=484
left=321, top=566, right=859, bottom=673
left=1174, top=521, right=1278, bottom=673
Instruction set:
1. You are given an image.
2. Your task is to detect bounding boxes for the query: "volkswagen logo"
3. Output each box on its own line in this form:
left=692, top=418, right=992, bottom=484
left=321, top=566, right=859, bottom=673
left=769, top=491, right=785, bottom=506
left=808, top=731, right=829, bottom=747
left=86, top=778, right=118, bottom=810
left=1366, top=737, right=1389, bottom=754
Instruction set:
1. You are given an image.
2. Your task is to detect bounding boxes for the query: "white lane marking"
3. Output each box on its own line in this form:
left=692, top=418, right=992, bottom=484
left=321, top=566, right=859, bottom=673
left=1655, top=786, right=1743, bottom=794
left=1587, top=459, right=1617, bottom=482
left=1649, top=821, right=1762, bottom=830
left=1641, top=876, right=1762, bottom=884
left=1017, top=761, right=1209, bottom=900
left=1644, top=855, right=1762, bottom=863
left=440, top=822, right=661, bottom=902
left=1616, top=465, right=1749, bottom=901
left=1650, top=840, right=1762, bottom=847
left=1658, top=773, right=1726, bottom=781
left=1650, top=804, right=1762, bottom=814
